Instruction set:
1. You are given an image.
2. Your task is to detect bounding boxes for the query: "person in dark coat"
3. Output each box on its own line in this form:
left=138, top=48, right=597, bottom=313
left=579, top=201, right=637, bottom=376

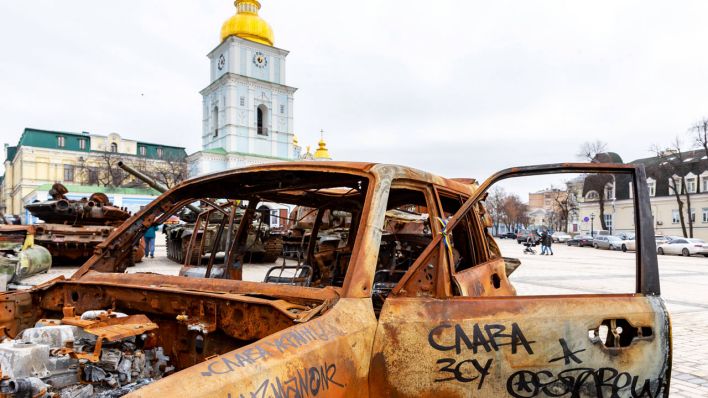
left=543, top=232, right=554, bottom=255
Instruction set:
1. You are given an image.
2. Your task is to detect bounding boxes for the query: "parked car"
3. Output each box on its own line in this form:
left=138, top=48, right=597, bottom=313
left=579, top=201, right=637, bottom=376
left=657, top=238, right=708, bottom=257
left=516, top=230, right=541, bottom=244
left=593, top=235, right=624, bottom=250
left=497, top=232, right=517, bottom=239
left=567, top=234, right=594, bottom=247
left=619, top=238, right=636, bottom=252
left=551, top=231, right=572, bottom=243
left=655, top=235, right=674, bottom=246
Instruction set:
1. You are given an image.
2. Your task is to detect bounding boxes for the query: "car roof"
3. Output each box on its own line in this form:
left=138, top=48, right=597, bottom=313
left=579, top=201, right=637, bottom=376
left=176, top=161, right=478, bottom=196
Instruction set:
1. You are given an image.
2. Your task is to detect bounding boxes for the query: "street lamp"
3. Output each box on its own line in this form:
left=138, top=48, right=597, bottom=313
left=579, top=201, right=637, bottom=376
left=590, top=213, right=595, bottom=237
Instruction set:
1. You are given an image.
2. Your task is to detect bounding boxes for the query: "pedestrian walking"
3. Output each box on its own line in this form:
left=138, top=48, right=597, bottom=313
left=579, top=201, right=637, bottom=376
left=539, top=231, right=548, bottom=255
left=144, top=225, right=158, bottom=258
left=544, top=232, right=554, bottom=255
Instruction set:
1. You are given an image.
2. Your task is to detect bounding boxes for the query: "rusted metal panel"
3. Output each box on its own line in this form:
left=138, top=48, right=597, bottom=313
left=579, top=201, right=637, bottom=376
left=452, top=257, right=516, bottom=297
left=370, top=295, right=671, bottom=397
left=0, top=161, right=671, bottom=396
left=128, top=298, right=378, bottom=397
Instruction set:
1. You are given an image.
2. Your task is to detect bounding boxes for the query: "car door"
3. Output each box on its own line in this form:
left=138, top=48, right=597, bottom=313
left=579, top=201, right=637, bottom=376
left=369, top=163, right=670, bottom=397
left=667, top=239, right=686, bottom=255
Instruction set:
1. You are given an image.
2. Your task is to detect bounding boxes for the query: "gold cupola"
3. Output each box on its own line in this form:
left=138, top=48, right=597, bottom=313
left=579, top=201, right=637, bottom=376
left=314, top=130, right=332, bottom=160
left=220, top=0, right=274, bottom=46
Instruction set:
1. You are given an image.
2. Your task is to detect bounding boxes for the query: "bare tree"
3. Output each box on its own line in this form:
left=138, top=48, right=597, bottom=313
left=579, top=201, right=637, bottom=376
left=134, top=156, right=189, bottom=189
left=577, top=140, right=608, bottom=161
left=651, top=138, right=693, bottom=238
left=502, top=194, right=529, bottom=232
left=77, top=151, right=130, bottom=188
left=487, top=187, right=506, bottom=235
left=578, top=141, right=613, bottom=231
left=548, top=185, right=576, bottom=232
left=689, top=118, right=708, bottom=158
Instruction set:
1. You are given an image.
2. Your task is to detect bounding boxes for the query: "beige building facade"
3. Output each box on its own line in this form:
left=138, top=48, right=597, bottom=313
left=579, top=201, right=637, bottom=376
left=1, top=128, right=186, bottom=222
left=569, top=151, right=708, bottom=240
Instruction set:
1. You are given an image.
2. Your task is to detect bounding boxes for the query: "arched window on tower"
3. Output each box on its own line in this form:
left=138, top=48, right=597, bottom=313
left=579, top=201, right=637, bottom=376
left=257, top=104, right=268, bottom=136
left=110, top=142, right=118, bottom=153
left=212, top=106, right=219, bottom=137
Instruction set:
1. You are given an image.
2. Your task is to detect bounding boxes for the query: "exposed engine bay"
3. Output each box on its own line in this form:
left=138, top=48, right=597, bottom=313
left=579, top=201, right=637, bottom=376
left=0, top=309, right=171, bottom=398
left=0, top=271, right=335, bottom=398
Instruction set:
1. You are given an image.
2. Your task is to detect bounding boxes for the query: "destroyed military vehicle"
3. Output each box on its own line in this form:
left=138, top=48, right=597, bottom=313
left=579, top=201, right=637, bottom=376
left=117, top=161, right=282, bottom=265
left=24, top=184, right=143, bottom=265
left=0, top=162, right=670, bottom=397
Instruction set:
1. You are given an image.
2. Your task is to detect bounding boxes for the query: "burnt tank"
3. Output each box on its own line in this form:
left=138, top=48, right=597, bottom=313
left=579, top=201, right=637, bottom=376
left=24, top=184, right=143, bottom=265
left=117, top=162, right=283, bottom=265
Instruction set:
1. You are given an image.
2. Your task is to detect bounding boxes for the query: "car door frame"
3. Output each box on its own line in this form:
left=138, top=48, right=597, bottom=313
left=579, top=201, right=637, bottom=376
left=369, top=163, right=669, bottom=397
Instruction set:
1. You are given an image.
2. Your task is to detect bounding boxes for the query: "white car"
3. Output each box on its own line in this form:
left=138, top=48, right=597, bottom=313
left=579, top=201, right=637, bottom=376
left=551, top=231, right=572, bottom=243
left=657, top=238, right=708, bottom=257
left=619, top=239, right=635, bottom=252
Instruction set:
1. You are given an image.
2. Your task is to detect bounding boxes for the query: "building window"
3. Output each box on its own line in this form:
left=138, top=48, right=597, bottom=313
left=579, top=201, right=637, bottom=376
left=139, top=146, right=146, bottom=156
left=701, top=174, right=708, bottom=193
left=672, top=210, right=680, bottom=224
left=79, top=139, right=86, bottom=150
left=690, top=208, right=696, bottom=223
left=686, top=175, right=697, bottom=193
left=110, top=142, right=118, bottom=153
left=605, top=182, right=614, bottom=200
left=157, top=148, right=164, bottom=159
left=280, top=104, right=285, bottom=114
left=703, top=208, right=708, bottom=223
left=257, top=104, right=268, bottom=135
left=240, top=96, right=246, bottom=107
left=213, top=106, right=219, bottom=137
left=669, top=176, right=682, bottom=195
left=63, top=165, right=74, bottom=182
left=57, top=136, right=65, bottom=148
left=647, top=178, right=656, bottom=197
left=585, top=190, right=599, bottom=200
left=604, top=214, right=613, bottom=232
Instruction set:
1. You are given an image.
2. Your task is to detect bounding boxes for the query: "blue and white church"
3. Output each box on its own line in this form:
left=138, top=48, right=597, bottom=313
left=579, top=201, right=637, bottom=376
left=189, top=0, right=329, bottom=176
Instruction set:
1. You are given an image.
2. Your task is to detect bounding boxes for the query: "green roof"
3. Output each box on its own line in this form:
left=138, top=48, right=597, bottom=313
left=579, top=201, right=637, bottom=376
left=5, top=146, right=17, bottom=162
left=10, top=128, right=187, bottom=161
left=202, top=147, right=228, bottom=155
left=18, top=128, right=91, bottom=153
left=35, top=183, right=160, bottom=196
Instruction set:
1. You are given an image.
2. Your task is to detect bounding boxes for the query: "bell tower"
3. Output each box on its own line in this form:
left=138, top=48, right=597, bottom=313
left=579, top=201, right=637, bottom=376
left=191, top=0, right=298, bottom=176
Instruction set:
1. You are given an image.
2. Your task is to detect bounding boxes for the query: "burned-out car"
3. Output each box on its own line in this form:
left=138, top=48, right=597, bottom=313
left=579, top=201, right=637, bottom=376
left=0, top=162, right=669, bottom=397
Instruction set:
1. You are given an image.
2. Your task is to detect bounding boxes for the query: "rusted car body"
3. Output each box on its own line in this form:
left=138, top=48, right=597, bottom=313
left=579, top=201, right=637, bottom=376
left=0, top=162, right=669, bottom=397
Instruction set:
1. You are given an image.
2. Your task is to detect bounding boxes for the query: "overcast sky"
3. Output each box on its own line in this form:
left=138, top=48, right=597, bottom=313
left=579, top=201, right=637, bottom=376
left=2, top=0, right=708, bottom=189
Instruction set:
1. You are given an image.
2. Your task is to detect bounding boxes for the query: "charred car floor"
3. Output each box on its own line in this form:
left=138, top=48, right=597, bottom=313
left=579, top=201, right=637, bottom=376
left=0, top=162, right=671, bottom=397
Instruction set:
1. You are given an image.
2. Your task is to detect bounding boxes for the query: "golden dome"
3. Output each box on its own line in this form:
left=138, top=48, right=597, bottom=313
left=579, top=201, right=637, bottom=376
left=292, top=134, right=299, bottom=146
left=220, top=0, right=274, bottom=46
left=314, top=131, right=331, bottom=160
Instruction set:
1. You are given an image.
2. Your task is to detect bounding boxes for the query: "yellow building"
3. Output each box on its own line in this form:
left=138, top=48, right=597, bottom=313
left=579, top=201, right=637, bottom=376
left=1, top=128, right=187, bottom=222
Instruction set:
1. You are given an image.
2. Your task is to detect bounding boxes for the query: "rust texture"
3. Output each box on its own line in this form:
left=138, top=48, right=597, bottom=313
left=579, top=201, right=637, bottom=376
left=0, top=162, right=670, bottom=397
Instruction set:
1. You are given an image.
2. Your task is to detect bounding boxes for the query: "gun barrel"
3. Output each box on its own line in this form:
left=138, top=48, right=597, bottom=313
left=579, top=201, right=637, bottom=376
left=118, top=161, right=202, bottom=215
left=118, top=161, right=169, bottom=193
